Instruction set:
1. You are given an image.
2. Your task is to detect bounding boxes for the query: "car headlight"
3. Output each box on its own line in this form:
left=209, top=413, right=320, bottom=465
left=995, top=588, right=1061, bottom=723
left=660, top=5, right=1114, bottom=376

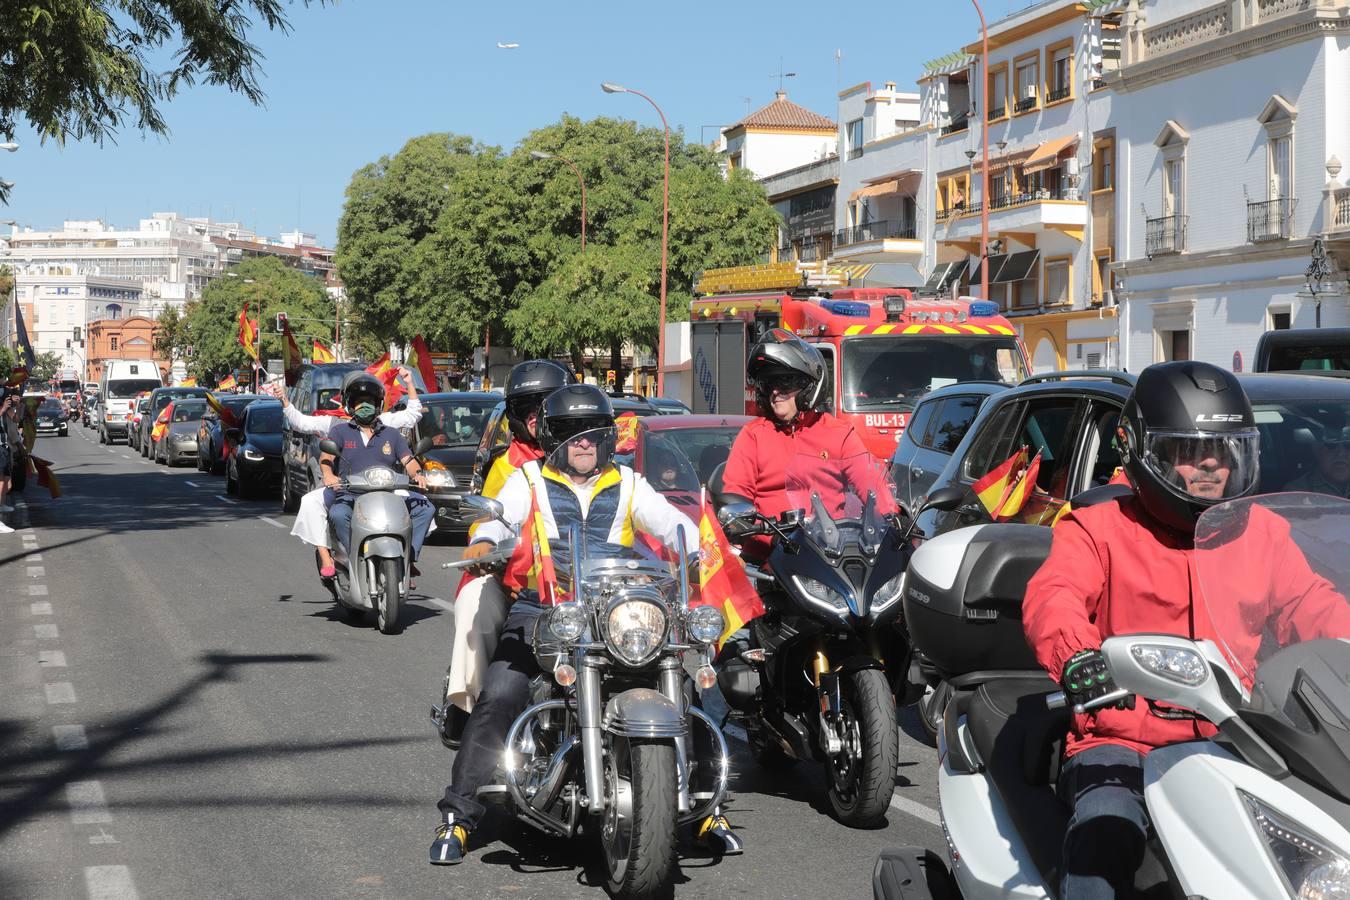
left=363, top=467, right=396, bottom=488
left=1244, top=793, right=1350, bottom=899
left=685, top=605, right=726, bottom=645
left=424, top=469, right=454, bottom=489
left=872, top=571, right=906, bottom=612
left=548, top=602, right=586, bottom=641
left=792, top=575, right=849, bottom=613
left=606, top=598, right=668, bottom=665
left=243, top=447, right=264, bottom=460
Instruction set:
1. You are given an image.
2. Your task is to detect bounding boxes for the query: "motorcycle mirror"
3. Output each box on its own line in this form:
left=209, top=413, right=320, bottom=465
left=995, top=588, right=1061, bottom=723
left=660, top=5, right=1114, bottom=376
left=460, top=494, right=506, bottom=525
left=412, top=435, right=435, bottom=456
left=778, top=509, right=803, bottom=527
left=918, top=485, right=966, bottom=514
left=319, top=438, right=341, bottom=456
left=716, top=501, right=756, bottom=528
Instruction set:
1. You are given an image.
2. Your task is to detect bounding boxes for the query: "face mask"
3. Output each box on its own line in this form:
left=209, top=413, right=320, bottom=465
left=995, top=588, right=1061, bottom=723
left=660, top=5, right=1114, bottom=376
left=353, top=402, right=379, bottom=424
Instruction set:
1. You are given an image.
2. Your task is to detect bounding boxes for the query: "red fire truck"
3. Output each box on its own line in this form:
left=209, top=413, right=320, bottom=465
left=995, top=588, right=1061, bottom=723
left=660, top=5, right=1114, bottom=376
left=688, top=266, right=1029, bottom=461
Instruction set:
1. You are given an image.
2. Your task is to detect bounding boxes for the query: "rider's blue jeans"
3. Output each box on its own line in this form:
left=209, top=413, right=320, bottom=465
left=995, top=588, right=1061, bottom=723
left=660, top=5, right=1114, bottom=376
left=1058, top=744, right=1149, bottom=900
left=329, top=493, right=435, bottom=562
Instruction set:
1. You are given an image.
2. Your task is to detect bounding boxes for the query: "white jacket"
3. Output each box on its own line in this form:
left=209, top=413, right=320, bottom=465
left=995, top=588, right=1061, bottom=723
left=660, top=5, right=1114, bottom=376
left=282, top=395, right=422, bottom=435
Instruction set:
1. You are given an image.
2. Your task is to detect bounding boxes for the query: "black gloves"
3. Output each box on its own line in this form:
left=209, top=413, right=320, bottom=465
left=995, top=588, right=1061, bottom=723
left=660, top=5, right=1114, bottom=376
left=1061, top=649, right=1135, bottom=712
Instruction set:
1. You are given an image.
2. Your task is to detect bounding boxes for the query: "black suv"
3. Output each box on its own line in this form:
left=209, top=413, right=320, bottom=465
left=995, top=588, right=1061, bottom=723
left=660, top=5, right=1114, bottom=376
left=138, top=387, right=210, bottom=457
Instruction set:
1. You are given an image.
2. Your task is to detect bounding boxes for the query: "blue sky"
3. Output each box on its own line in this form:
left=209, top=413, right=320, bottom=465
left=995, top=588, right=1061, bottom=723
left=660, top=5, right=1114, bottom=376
left=5, top=0, right=1036, bottom=247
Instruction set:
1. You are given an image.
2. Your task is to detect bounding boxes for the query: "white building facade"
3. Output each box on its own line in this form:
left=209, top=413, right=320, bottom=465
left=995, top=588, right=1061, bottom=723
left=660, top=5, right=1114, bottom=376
left=1109, top=0, right=1350, bottom=373
left=14, top=273, right=143, bottom=374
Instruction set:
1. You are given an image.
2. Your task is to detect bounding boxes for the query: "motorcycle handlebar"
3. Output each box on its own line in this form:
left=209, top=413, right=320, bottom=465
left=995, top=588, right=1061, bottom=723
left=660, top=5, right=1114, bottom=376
left=1045, top=687, right=1133, bottom=715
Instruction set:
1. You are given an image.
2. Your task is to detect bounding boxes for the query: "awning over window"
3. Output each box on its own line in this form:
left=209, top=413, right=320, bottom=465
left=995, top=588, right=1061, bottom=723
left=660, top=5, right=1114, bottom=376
left=849, top=171, right=922, bottom=201
left=1022, top=135, right=1079, bottom=175
left=993, top=250, right=1041, bottom=283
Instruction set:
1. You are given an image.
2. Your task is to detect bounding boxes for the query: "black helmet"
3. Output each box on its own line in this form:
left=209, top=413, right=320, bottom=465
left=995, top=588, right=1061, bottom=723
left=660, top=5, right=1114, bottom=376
left=341, top=372, right=384, bottom=411
left=538, top=384, right=616, bottom=477
left=747, top=328, right=827, bottom=414
left=1117, top=361, right=1260, bottom=534
left=505, top=359, right=572, bottom=444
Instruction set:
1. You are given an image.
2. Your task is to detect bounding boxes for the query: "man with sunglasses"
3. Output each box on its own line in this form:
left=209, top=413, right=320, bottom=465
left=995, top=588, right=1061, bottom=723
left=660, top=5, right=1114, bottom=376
left=431, top=383, right=736, bottom=866
left=720, top=329, right=874, bottom=559
left=1289, top=420, right=1350, bottom=497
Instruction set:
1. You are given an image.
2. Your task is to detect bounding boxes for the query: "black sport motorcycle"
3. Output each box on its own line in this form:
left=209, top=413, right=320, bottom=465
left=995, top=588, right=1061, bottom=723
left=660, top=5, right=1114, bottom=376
left=716, top=454, right=913, bottom=827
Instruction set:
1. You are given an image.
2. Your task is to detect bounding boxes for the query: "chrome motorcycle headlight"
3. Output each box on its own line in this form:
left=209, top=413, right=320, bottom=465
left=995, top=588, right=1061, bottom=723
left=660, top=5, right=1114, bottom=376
left=685, top=605, right=726, bottom=645
left=363, top=466, right=396, bottom=488
left=872, top=571, right=906, bottom=613
left=1243, top=792, right=1350, bottom=899
left=606, top=597, right=668, bottom=666
left=548, top=602, right=586, bottom=642
left=791, top=575, right=849, bottom=613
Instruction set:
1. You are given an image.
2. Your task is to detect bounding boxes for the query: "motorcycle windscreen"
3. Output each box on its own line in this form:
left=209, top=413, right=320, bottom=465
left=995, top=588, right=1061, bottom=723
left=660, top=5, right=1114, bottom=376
left=1195, top=493, right=1350, bottom=689
left=784, top=453, right=899, bottom=555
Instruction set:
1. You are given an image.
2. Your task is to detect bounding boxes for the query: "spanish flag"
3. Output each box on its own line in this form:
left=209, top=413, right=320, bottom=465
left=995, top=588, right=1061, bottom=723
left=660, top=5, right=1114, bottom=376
left=615, top=412, right=640, bottom=454
left=280, top=317, right=304, bottom=386
left=312, top=340, right=336, bottom=364
left=150, top=403, right=172, bottom=443
left=179, top=377, right=197, bottom=387
left=407, top=335, right=437, bottom=392
left=237, top=302, right=259, bottom=362
left=972, top=446, right=1028, bottom=518
left=217, top=374, right=238, bottom=391
left=995, top=450, right=1041, bottom=520
left=501, top=484, right=559, bottom=605
left=366, top=353, right=405, bottom=409
left=695, top=491, right=764, bottom=648
left=30, top=455, right=60, bottom=499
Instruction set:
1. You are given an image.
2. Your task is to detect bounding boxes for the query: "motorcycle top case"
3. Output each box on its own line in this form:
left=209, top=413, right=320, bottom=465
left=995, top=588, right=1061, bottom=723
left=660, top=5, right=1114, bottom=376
left=902, top=523, right=1048, bottom=677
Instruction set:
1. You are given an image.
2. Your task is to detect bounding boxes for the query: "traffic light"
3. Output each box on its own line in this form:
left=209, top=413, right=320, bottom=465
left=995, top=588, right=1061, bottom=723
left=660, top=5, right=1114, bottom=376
left=276, top=312, right=288, bottom=332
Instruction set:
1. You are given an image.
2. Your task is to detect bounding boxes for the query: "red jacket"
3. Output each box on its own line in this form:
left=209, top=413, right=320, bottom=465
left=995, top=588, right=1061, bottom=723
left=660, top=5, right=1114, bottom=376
left=1023, top=495, right=1350, bottom=758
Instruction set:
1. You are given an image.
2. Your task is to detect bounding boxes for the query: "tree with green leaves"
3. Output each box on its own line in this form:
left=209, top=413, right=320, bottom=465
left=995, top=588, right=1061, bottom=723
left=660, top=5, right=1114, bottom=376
left=32, top=351, right=62, bottom=383
left=152, top=304, right=189, bottom=367
left=183, top=257, right=335, bottom=381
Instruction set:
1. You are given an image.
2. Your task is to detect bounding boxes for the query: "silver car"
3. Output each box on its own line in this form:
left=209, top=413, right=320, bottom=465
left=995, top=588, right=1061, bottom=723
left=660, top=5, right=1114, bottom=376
left=154, top=399, right=207, bottom=466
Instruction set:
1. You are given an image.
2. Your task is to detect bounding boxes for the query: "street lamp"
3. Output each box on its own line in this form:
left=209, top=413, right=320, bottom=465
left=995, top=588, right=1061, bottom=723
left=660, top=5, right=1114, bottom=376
left=602, top=81, right=670, bottom=397
left=530, top=150, right=588, bottom=252
left=972, top=0, right=991, bottom=303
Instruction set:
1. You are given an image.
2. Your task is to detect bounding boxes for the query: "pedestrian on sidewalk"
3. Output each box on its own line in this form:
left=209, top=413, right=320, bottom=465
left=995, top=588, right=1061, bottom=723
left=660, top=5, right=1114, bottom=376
left=0, top=390, right=18, bottom=531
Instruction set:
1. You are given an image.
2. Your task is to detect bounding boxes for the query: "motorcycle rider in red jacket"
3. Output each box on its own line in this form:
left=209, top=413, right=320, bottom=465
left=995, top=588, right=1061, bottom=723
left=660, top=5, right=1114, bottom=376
left=1023, top=360, right=1350, bottom=899
left=721, top=329, right=889, bottom=559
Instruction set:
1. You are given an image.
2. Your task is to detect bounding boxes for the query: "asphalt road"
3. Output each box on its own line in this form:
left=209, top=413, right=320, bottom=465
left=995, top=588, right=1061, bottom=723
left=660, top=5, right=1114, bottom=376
left=0, top=424, right=945, bottom=900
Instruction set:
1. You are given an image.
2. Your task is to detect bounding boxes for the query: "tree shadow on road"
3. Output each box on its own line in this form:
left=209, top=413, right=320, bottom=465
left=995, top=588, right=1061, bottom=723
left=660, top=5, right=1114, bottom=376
left=0, top=650, right=424, bottom=839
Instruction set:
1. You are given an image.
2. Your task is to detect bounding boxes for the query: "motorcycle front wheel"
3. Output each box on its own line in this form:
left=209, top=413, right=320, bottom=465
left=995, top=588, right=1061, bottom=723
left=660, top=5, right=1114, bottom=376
left=601, top=737, right=677, bottom=900
left=826, top=667, right=899, bottom=828
left=375, top=557, right=402, bottom=634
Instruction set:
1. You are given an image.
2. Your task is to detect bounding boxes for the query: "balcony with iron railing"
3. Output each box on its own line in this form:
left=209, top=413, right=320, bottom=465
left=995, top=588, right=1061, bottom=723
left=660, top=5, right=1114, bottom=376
left=987, top=104, right=1006, bottom=121
left=1046, top=85, right=1071, bottom=104
left=831, top=218, right=922, bottom=264
left=1146, top=214, right=1187, bottom=257
left=1248, top=198, right=1296, bottom=242
left=835, top=219, right=917, bottom=247
left=847, top=147, right=864, bottom=161
left=1014, top=96, right=1038, bottom=113
left=939, top=185, right=1086, bottom=241
left=940, top=115, right=969, bottom=137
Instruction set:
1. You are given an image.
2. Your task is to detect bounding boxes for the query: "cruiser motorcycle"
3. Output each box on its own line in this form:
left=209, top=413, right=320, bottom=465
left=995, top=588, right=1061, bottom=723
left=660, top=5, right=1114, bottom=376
left=437, top=502, right=730, bottom=900
left=877, top=493, right=1350, bottom=899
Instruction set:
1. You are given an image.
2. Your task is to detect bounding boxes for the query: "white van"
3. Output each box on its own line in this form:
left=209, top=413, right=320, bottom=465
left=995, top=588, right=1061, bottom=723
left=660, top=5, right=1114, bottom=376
left=98, top=359, right=163, bottom=444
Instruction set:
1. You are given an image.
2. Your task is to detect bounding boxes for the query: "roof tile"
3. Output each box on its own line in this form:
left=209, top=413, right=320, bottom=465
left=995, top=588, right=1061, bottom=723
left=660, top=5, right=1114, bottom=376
left=734, top=93, right=835, bottom=131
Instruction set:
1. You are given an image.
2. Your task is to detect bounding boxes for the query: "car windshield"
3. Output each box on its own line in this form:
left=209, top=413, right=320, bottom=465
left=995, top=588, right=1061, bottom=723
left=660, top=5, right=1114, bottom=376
left=109, top=379, right=162, bottom=398
left=136, top=398, right=150, bottom=412
left=642, top=426, right=743, bottom=488
left=171, top=402, right=205, bottom=422
left=1265, top=343, right=1350, bottom=373
left=39, top=401, right=62, bottom=413
left=247, top=406, right=283, bottom=434
left=841, top=336, right=1026, bottom=412
left=418, top=399, right=497, bottom=447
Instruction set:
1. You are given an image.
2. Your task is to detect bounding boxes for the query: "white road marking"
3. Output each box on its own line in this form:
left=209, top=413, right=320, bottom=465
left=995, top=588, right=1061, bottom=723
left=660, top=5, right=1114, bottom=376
left=26, top=565, right=45, bottom=578
left=184, top=481, right=201, bottom=488
left=216, top=495, right=237, bottom=504
left=105, top=449, right=115, bottom=454
left=45, top=682, right=77, bottom=704
left=889, top=791, right=942, bottom=828
left=27, top=552, right=43, bottom=561
left=39, top=650, right=67, bottom=667
left=85, top=865, right=139, bottom=900
left=67, top=781, right=113, bottom=824
left=31, top=601, right=53, bottom=615
left=120, top=454, right=131, bottom=459
left=34, top=623, right=58, bottom=639
left=258, top=516, right=285, bottom=529
left=53, top=724, right=89, bottom=751
left=29, top=584, right=49, bottom=596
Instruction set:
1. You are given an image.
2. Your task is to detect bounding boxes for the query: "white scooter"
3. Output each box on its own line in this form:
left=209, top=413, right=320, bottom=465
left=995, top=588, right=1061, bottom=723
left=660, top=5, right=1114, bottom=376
left=875, top=493, right=1350, bottom=900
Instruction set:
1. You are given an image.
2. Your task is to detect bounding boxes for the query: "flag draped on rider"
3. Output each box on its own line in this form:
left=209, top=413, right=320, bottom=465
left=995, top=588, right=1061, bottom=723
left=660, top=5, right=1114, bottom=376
left=312, top=339, right=336, bottom=364
left=694, top=491, right=764, bottom=648
left=500, top=484, right=559, bottom=605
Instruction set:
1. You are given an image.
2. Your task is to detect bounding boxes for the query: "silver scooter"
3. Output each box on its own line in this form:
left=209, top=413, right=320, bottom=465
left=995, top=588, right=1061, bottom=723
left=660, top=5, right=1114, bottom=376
left=319, top=437, right=430, bottom=635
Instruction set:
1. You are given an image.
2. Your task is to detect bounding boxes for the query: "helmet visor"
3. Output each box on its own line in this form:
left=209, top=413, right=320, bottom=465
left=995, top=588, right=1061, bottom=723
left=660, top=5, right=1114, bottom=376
left=1141, top=429, right=1260, bottom=505
left=546, top=425, right=616, bottom=476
